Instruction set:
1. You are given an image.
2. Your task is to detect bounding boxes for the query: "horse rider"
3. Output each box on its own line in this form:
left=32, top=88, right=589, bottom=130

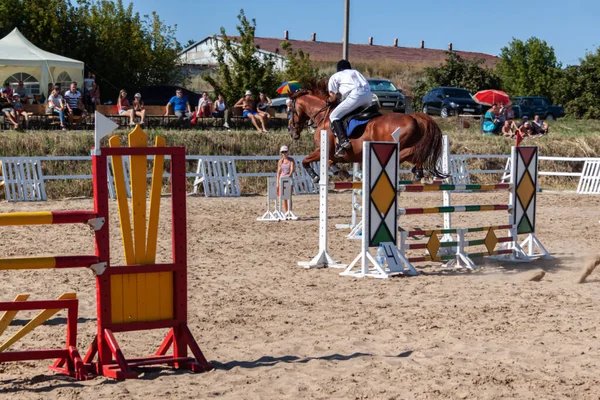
left=328, top=59, right=373, bottom=157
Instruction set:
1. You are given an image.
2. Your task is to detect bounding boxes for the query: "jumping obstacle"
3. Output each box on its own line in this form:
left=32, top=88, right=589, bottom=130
left=257, top=176, right=298, bottom=221
left=300, top=130, right=550, bottom=278
left=0, top=126, right=212, bottom=380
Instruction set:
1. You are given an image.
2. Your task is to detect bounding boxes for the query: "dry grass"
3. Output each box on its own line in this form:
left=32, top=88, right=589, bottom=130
left=0, top=118, right=598, bottom=197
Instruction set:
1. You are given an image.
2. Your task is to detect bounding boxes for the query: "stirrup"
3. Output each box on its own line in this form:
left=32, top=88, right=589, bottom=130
left=334, top=144, right=347, bottom=157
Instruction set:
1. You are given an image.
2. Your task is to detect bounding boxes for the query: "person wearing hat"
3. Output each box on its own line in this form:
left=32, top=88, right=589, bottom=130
left=234, top=90, right=267, bottom=133
left=327, top=59, right=373, bottom=156
left=276, top=145, right=295, bottom=214
left=132, top=93, right=146, bottom=125
left=0, top=88, right=20, bottom=129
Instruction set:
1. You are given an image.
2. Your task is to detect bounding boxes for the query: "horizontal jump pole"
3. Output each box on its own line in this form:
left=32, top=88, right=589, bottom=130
left=330, top=179, right=419, bottom=191
left=407, top=249, right=513, bottom=263
left=0, top=211, right=97, bottom=227
left=399, top=204, right=511, bottom=215
left=405, top=236, right=513, bottom=250
left=398, top=183, right=512, bottom=192
left=0, top=255, right=100, bottom=270
left=405, top=224, right=514, bottom=236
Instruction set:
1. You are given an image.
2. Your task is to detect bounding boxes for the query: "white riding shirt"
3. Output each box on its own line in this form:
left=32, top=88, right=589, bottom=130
left=328, top=69, right=370, bottom=98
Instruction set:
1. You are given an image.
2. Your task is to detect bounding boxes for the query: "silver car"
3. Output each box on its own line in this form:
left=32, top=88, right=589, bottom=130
left=367, top=78, right=405, bottom=113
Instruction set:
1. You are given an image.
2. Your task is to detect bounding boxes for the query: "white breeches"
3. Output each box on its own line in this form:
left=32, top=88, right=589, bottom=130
left=329, top=89, right=373, bottom=122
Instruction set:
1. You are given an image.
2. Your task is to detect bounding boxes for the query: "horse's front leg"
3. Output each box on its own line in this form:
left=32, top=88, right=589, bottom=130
left=302, top=147, right=322, bottom=183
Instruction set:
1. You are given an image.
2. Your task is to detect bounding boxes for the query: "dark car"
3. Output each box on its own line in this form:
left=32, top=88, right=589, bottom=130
left=510, top=96, right=564, bottom=120
left=367, top=78, right=405, bottom=113
left=137, top=85, right=201, bottom=107
left=422, top=87, right=482, bottom=118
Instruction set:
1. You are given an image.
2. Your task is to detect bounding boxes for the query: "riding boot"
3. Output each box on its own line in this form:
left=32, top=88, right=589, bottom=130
left=331, top=120, right=351, bottom=157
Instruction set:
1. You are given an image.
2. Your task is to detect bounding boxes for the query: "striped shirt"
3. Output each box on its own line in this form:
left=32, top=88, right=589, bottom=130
left=64, top=90, right=82, bottom=109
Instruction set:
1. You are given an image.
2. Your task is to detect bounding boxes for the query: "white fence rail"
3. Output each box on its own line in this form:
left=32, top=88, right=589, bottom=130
left=0, top=152, right=599, bottom=202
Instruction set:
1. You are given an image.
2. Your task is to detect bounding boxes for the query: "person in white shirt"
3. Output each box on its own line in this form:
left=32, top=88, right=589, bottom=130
left=47, top=86, right=67, bottom=130
left=196, top=92, right=211, bottom=117
left=327, top=59, right=373, bottom=156
left=212, top=93, right=230, bottom=129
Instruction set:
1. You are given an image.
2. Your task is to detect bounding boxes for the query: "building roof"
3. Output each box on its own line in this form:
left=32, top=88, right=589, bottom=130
left=252, top=37, right=499, bottom=67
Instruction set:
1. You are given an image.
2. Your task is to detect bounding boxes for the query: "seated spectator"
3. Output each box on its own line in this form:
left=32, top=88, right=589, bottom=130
left=46, top=86, right=67, bottom=131
left=497, top=102, right=507, bottom=124
left=12, top=94, right=31, bottom=128
left=234, top=90, right=267, bottom=133
left=2, top=82, right=13, bottom=98
left=257, top=92, right=272, bottom=124
left=196, top=92, right=211, bottom=118
left=88, top=82, right=100, bottom=112
left=55, top=83, right=63, bottom=95
left=0, top=88, right=20, bottom=129
left=39, top=83, right=54, bottom=104
left=519, top=121, right=534, bottom=137
left=132, top=93, right=146, bottom=125
left=501, top=120, right=515, bottom=138
left=483, top=104, right=501, bottom=135
left=14, top=81, right=30, bottom=104
left=532, top=114, right=549, bottom=135
left=64, top=82, right=88, bottom=125
left=212, top=93, right=230, bottom=129
left=117, top=89, right=136, bottom=126
left=166, top=89, right=192, bottom=126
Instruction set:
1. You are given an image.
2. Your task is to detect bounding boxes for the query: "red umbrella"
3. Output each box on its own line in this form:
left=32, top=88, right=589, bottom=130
left=473, top=89, right=510, bottom=106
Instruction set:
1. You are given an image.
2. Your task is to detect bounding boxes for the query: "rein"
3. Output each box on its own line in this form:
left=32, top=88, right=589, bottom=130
left=291, top=95, right=331, bottom=132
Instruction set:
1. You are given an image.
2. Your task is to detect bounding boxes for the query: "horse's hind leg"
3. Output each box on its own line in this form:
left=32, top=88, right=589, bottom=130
left=400, top=147, right=424, bottom=181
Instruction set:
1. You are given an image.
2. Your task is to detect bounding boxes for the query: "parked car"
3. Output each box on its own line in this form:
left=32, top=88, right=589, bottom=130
left=137, top=85, right=201, bottom=107
left=422, top=87, right=482, bottom=118
left=510, top=96, right=564, bottom=120
left=367, top=78, right=405, bottom=113
left=271, top=96, right=289, bottom=113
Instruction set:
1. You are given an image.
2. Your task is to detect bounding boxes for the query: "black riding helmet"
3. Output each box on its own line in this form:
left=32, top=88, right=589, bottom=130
left=336, top=59, right=352, bottom=72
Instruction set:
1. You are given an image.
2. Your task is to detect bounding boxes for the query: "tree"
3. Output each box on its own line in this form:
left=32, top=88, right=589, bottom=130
left=496, top=37, right=561, bottom=100
left=553, top=49, right=600, bottom=118
left=280, top=41, right=321, bottom=86
left=204, top=9, right=280, bottom=106
left=412, top=52, right=501, bottom=109
left=0, top=0, right=182, bottom=101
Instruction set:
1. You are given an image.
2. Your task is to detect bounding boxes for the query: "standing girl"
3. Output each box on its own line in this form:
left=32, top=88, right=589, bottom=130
left=276, top=145, right=295, bottom=214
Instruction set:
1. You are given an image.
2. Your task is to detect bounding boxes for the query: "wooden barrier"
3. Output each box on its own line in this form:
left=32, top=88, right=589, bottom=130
left=0, top=126, right=212, bottom=380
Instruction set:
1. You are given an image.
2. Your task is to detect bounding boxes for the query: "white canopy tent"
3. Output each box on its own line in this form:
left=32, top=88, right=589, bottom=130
left=0, top=28, right=84, bottom=99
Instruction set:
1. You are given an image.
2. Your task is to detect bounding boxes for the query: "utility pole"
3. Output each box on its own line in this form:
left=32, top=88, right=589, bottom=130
left=342, top=0, right=350, bottom=60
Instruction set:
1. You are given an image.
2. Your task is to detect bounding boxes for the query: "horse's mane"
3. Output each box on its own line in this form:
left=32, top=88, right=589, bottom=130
left=289, top=78, right=328, bottom=100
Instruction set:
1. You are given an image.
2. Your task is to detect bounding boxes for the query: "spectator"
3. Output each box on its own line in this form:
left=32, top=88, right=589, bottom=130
left=519, top=121, right=534, bottom=137
left=12, top=94, right=30, bottom=128
left=0, top=88, right=20, bottom=129
left=276, top=145, right=295, bottom=214
left=55, top=83, right=63, bottom=95
left=497, top=102, right=507, bottom=123
left=88, top=82, right=101, bottom=112
left=532, top=114, right=549, bottom=135
left=501, top=120, right=514, bottom=138
left=64, top=82, right=88, bottom=125
left=40, top=83, right=54, bottom=104
left=234, top=90, right=267, bottom=133
left=483, top=104, right=501, bottom=135
left=117, top=89, right=136, bottom=126
left=46, top=86, right=67, bottom=131
left=166, top=89, right=192, bottom=126
left=132, top=93, right=146, bottom=125
left=3, top=82, right=13, bottom=98
left=196, top=92, right=211, bottom=118
left=14, top=81, right=30, bottom=104
left=83, top=71, right=95, bottom=106
left=212, top=93, right=230, bottom=129
left=257, top=92, right=272, bottom=125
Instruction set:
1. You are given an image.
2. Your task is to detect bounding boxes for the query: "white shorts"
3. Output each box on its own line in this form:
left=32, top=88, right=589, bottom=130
left=330, top=89, right=373, bottom=122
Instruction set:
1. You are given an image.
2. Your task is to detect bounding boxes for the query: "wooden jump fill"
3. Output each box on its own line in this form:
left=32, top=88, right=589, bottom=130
left=0, top=126, right=212, bottom=380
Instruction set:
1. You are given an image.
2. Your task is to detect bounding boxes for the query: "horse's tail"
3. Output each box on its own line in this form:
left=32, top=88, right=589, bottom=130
left=410, top=113, right=449, bottom=179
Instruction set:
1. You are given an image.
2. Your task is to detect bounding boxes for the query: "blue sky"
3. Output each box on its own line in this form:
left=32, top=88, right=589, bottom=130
left=130, top=0, right=598, bottom=65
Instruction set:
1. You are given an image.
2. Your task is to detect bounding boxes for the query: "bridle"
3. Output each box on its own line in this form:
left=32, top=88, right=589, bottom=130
left=290, top=93, right=332, bottom=133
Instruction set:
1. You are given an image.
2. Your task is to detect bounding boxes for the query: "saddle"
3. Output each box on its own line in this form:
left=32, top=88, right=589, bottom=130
left=341, top=104, right=382, bottom=138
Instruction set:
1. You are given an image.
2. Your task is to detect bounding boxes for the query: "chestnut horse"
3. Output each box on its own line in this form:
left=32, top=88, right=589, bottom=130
left=289, top=89, right=447, bottom=182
